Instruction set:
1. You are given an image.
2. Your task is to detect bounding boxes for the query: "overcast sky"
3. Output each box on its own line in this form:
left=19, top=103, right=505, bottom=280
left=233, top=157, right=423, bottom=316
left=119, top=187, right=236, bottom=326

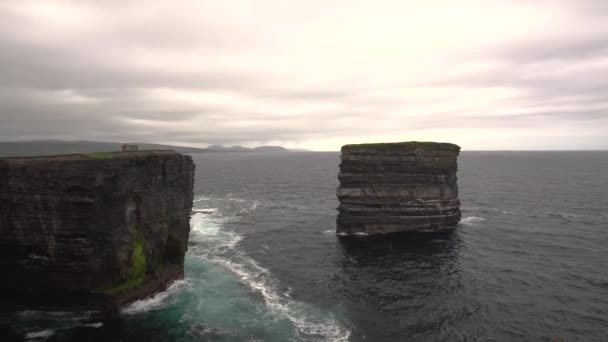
left=1, top=1, right=607, bottom=150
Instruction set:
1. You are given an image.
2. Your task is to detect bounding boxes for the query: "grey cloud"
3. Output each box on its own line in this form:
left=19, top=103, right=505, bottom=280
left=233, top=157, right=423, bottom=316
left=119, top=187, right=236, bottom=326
left=0, top=0, right=607, bottom=149
left=493, top=32, right=608, bottom=64
left=0, top=40, right=261, bottom=91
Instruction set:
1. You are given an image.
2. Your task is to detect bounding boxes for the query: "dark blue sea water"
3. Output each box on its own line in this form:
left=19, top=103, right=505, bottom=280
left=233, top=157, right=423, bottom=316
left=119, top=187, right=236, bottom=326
left=3, top=152, right=608, bottom=341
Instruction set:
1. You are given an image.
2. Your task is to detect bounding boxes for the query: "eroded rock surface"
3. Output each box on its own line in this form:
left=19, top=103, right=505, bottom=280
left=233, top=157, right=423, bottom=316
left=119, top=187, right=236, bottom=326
left=337, top=142, right=460, bottom=235
left=0, top=151, right=194, bottom=311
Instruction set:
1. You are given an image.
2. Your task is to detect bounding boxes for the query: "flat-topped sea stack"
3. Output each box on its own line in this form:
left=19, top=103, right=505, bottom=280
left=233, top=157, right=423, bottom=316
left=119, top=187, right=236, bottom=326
left=337, top=142, right=461, bottom=235
left=0, top=150, right=194, bottom=312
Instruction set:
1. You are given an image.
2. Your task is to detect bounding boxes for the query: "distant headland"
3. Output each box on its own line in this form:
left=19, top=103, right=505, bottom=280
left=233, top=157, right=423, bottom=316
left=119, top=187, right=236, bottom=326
left=0, top=140, right=313, bottom=157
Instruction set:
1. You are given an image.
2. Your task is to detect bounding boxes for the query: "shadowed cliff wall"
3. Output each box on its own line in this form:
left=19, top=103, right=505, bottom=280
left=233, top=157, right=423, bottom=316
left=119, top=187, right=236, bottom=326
left=337, top=142, right=460, bottom=235
left=0, top=151, right=194, bottom=311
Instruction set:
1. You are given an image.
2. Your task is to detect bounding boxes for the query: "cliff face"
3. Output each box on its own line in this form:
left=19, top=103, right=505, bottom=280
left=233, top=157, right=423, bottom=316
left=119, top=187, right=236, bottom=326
left=0, top=151, right=194, bottom=311
left=337, top=142, right=461, bottom=235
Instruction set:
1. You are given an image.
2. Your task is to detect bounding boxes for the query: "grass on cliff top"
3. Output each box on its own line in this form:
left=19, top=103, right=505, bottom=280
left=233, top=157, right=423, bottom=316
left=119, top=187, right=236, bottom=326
left=342, top=141, right=460, bottom=151
left=84, top=151, right=115, bottom=159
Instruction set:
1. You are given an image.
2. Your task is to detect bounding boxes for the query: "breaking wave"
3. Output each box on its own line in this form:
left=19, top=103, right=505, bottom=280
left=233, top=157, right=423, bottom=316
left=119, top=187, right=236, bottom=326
left=15, top=311, right=102, bottom=341
left=461, top=216, right=486, bottom=225
left=121, top=279, right=189, bottom=315
left=25, top=329, right=55, bottom=341
left=188, top=201, right=351, bottom=341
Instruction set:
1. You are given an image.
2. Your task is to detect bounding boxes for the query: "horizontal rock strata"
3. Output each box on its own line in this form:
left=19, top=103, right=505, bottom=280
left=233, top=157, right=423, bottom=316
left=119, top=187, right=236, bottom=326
left=0, top=151, right=194, bottom=311
left=337, top=142, right=461, bottom=235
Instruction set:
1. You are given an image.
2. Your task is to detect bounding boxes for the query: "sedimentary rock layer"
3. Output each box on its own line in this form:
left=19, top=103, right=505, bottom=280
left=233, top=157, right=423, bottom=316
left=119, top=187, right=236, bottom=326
left=0, top=151, right=194, bottom=311
left=337, top=142, right=461, bottom=235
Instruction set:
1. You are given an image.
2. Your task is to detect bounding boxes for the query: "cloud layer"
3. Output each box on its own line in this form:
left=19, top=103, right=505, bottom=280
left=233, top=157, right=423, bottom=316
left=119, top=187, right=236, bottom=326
left=1, top=0, right=607, bottom=150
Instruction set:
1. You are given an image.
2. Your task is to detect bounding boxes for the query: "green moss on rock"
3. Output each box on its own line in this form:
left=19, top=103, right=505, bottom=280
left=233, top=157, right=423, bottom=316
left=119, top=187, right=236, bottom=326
left=102, top=233, right=147, bottom=295
left=342, top=141, right=460, bottom=151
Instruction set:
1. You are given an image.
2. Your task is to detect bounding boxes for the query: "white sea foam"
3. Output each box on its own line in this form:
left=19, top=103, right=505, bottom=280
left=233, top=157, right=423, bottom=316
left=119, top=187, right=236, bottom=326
left=17, top=310, right=104, bottom=340
left=190, top=213, right=243, bottom=256
left=461, top=216, right=486, bottom=225
left=82, top=322, right=104, bottom=328
left=18, top=310, right=97, bottom=319
left=193, top=195, right=213, bottom=202
left=192, top=208, right=217, bottom=214
left=121, top=279, right=189, bottom=315
left=226, top=194, right=247, bottom=203
left=25, top=329, right=55, bottom=340
left=189, top=208, right=351, bottom=341
left=212, top=257, right=350, bottom=341
left=190, top=213, right=221, bottom=235
left=22, top=321, right=103, bottom=341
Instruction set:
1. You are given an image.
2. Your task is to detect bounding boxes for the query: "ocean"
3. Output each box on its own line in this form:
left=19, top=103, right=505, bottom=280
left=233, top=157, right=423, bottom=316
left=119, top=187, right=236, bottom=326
left=2, top=151, right=608, bottom=341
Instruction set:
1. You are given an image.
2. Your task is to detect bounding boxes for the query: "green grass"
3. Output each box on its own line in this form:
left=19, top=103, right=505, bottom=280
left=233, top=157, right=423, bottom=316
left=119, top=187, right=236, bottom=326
left=84, top=151, right=115, bottom=159
left=103, top=232, right=147, bottom=295
left=342, top=141, right=460, bottom=151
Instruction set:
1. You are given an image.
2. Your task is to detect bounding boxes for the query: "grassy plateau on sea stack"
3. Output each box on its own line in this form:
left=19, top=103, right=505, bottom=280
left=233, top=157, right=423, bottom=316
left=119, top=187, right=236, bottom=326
left=342, top=141, right=461, bottom=151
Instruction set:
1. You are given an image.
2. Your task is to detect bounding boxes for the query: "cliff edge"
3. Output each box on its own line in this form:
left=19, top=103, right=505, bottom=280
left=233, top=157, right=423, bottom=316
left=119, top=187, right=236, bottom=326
left=337, top=142, right=461, bottom=235
left=0, top=151, right=194, bottom=311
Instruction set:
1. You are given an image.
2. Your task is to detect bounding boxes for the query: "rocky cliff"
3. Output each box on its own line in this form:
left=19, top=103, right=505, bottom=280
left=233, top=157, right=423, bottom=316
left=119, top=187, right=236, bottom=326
left=0, top=151, right=194, bottom=311
left=337, top=142, right=461, bottom=235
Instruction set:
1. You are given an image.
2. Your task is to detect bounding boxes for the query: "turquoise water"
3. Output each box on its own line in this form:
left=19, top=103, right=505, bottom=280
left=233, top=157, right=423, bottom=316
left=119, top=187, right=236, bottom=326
left=121, top=204, right=350, bottom=341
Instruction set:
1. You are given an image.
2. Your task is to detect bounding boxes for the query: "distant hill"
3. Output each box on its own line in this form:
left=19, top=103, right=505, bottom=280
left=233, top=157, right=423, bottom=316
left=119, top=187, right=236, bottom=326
left=130, top=142, right=208, bottom=153
left=202, top=145, right=305, bottom=153
left=206, top=145, right=251, bottom=152
left=288, top=148, right=313, bottom=152
left=0, top=140, right=308, bottom=157
left=0, top=140, right=208, bottom=157
left=252, top=146, right=289, bottom=152
left=207, top=145, right=300, bottom=153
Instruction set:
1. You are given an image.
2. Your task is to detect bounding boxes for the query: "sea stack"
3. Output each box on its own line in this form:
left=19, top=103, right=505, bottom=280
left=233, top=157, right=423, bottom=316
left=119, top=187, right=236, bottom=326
left=336, top=142, right=461, bottom=235
left=0, top=151, right=194, bottom=311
